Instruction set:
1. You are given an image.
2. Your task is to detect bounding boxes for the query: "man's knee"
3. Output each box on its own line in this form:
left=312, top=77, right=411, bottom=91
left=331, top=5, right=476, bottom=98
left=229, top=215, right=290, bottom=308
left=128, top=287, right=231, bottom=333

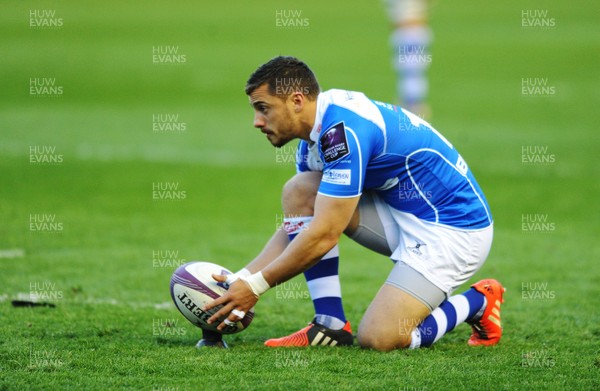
left=357, top=327, right=412, bottom=352
left=357, top=285, right=430, bottom=352
left=281, top=172, right=322, bottom=215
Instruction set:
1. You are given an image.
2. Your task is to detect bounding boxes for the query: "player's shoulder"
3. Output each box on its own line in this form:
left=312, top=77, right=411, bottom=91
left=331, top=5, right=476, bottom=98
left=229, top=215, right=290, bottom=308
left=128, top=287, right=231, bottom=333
left=319, top=89, right=387, bottom=134
left=320, top=89, right=371, bottom=114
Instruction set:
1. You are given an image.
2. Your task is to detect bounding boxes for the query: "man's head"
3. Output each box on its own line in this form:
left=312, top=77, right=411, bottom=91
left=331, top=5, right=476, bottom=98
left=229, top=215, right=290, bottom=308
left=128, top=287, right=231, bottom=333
left=245, top=56, right=320, bottom=147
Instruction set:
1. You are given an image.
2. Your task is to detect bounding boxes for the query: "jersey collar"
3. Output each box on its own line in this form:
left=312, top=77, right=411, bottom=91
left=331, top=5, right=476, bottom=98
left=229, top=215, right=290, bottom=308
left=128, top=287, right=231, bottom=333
left=309, top=92, right=325, bottom=143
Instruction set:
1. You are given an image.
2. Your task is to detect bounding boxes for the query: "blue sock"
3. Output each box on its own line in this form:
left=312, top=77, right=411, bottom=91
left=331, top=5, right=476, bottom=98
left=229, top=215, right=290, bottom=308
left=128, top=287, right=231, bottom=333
left=410, top=288, right=486, bottom=348
left=284, top=217, right=346, bottom=330
left=304, top=248, right=346, bottom=329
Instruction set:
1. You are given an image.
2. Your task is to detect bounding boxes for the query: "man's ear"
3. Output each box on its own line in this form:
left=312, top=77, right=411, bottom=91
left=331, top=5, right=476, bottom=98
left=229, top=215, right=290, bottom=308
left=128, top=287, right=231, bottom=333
left=290, top=92, right=305, bottom=113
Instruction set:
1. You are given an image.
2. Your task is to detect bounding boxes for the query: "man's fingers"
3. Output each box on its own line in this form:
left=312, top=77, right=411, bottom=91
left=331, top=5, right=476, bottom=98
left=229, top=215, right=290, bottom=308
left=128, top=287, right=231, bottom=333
left=203, top=293, right=226, bottom=312
left=203, top=278, right=258, bottom=328
left=206, top=301, right=234, bottom=324
left=218, top=316, right=238, bottom=332
left=211, top=273, right=227, bottom=282
left=231, top=309, right=245, bottom=318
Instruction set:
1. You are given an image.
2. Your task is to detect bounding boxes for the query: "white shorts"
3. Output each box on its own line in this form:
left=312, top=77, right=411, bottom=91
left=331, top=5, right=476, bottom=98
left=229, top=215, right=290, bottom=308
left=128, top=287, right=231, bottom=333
left=351, top=191, right=493, bottom=305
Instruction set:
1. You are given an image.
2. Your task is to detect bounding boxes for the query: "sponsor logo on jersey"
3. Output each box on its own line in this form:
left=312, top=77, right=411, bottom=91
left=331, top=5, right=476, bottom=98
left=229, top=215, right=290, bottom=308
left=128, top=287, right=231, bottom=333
left=322, top=169, right=351, bottom=185
left=320, top=122, right=349, bottom=163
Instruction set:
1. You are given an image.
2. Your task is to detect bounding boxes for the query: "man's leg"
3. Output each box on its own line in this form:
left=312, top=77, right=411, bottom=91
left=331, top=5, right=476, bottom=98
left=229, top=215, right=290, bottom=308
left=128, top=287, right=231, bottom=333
left=357, top=262, right=441, bottom=351
left=398, top=220, right=504, bottom=349
left=265, top=172, right=353, bottom=347
left=410, top=279, right=505, bottom=348
left=357, top=273, right=505, bottom=351
left=352, top=196, right=504, bottom=351
left=357, top=261, right=505, bottom=351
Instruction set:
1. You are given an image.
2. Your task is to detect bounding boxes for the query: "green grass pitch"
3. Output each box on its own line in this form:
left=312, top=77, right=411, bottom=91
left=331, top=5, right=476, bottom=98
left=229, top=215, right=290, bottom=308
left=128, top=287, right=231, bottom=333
left=1, top=0, right=599, bottom=390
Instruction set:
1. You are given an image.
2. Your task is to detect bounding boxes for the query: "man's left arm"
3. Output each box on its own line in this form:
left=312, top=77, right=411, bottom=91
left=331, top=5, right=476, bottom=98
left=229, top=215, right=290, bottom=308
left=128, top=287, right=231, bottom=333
left=204, top=193, right=360, bottom=331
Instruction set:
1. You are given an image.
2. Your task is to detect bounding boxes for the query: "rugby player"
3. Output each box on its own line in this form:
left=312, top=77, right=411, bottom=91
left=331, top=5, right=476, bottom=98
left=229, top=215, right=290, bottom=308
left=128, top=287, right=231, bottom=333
left=204, top=56, right=504, bottom=351
left=385, top=0, right=433, bottom=118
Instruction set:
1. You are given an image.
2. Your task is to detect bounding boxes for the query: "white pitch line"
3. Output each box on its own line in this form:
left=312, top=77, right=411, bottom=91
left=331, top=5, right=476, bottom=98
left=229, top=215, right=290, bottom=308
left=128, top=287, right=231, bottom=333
left=0, top=248, right=25, bottom=259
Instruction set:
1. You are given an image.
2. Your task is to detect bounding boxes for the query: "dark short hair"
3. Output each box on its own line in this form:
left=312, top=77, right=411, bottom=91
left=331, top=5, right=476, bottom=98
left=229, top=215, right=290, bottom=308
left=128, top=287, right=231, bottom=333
left=245, top=56, right=320, bottom=100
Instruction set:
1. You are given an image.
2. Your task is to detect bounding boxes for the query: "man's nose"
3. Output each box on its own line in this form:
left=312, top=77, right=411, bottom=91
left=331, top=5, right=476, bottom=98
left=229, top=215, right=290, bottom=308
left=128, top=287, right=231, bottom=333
left=253, top=112, right=265, bottom=128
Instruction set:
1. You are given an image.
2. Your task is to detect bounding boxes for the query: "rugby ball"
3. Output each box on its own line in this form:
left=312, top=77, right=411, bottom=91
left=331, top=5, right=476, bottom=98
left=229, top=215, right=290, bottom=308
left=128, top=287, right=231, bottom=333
left=170, top=261, right=254, bottom=334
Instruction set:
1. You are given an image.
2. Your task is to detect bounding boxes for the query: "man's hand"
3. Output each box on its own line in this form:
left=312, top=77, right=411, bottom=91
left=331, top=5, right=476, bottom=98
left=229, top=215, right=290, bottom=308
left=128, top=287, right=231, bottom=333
left=203, top=274, right=258, bottom=332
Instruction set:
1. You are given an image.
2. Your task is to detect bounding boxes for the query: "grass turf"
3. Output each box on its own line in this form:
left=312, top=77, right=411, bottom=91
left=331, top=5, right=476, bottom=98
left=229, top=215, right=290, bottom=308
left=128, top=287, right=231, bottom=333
left=1, top=0, right=599, bottom=390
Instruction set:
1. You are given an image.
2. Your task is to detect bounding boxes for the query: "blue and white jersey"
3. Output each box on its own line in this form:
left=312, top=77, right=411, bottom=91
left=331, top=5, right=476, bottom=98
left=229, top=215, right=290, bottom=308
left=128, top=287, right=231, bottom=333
left=296, top=89, right=492, bottom=230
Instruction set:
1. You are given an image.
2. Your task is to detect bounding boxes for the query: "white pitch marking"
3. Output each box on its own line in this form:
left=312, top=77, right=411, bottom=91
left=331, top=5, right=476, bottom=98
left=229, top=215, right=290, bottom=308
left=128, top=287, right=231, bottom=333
left=0, top=248, right=25, bottom=259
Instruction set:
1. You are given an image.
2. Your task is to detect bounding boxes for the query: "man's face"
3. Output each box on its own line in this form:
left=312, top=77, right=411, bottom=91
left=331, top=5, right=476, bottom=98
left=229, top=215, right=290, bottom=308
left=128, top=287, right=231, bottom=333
left=248, top=84, right=300, bottom=148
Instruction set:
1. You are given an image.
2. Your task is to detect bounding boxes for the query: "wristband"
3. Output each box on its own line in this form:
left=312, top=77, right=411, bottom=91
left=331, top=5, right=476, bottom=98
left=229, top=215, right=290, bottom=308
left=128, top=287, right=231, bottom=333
left=225, top=268, right=251, bottom=286
left=240, top=272, right=270, bottom=296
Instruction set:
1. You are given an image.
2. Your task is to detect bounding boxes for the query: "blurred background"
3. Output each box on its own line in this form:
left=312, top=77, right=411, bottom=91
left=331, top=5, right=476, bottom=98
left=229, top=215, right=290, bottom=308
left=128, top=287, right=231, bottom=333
left=2, top=0, right=598, bottom=316
left=0, top=1, right=598, bottom=384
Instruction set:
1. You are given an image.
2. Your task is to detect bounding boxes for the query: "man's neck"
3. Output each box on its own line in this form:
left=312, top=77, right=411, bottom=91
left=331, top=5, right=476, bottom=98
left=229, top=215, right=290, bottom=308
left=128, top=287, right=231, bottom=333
left=298, top=96, right=318, bottom=142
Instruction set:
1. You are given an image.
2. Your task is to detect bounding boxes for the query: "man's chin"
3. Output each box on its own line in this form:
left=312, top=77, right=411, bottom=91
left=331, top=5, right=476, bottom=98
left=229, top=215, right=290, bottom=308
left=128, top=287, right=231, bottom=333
left=271, top=139, right=292, bottom=148
left=263, top=131, right=292, bottom=147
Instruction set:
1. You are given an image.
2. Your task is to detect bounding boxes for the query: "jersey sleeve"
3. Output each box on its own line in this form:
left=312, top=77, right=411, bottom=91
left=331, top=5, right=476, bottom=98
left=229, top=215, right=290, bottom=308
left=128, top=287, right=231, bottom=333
left=317, top=108, right=379, bottom=198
